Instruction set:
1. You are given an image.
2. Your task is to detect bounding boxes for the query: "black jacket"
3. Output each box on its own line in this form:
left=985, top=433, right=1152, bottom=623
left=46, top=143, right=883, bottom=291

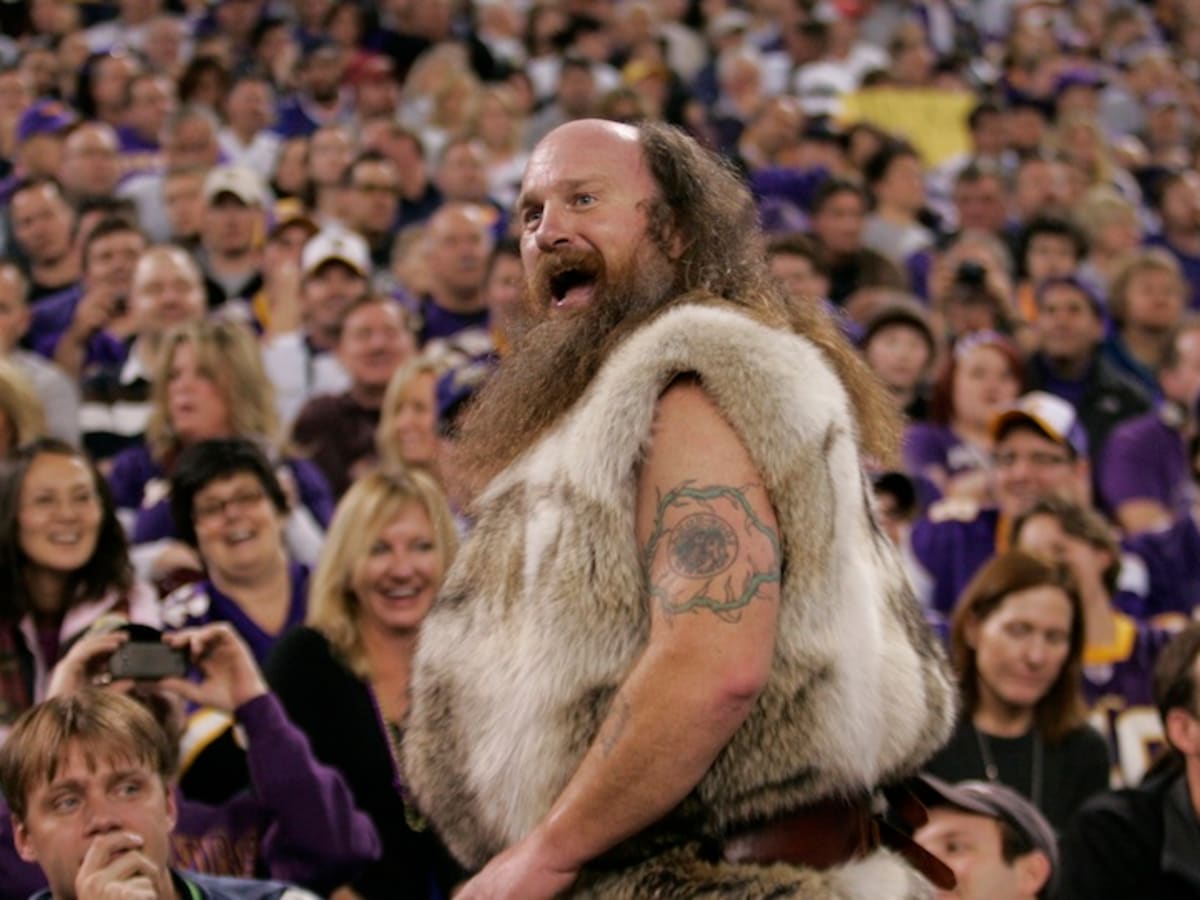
left=1059, top=766, right=1200, bottom=900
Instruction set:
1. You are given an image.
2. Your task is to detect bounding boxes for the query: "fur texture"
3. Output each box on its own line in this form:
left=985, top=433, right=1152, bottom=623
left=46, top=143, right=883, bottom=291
left=405, top=303, right=956, bottom=896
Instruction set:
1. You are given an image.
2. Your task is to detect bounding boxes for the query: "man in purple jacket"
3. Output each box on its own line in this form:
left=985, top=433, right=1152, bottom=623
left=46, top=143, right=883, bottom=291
left=0, top=623, right=380, bottom=899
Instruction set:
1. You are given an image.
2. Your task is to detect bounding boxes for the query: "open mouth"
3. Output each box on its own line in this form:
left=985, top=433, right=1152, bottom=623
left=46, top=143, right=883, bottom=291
left=47, top=532, right=83, bottom=546
left=224, top=529, right=256, bottom=546
left=549, top=267, right=598, bottom=309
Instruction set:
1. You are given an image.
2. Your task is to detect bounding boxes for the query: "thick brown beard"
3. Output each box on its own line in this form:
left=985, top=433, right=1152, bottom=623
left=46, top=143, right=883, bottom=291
left=454, top=242, right=677, bottom=493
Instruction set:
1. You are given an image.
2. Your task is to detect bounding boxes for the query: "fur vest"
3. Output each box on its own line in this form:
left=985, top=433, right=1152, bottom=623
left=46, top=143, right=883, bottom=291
left=405, top=302, right=956, bottom=897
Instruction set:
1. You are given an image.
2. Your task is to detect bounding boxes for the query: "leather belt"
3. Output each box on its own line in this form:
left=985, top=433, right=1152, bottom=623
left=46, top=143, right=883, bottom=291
left=721, top=789, right=956, bottom=891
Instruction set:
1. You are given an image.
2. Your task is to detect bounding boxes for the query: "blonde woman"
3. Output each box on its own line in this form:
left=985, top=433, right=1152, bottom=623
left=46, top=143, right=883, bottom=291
left=0, top=358, right=46, bottom=457
left=106, top=320, right=333, bottom=580
left=470, top=84, right=529, bottom=209
left=266, top=468, right=462, bottom=899
left=375, top=355, right=442, bottom=475
left=1074, top=187, right=1143, bottom=294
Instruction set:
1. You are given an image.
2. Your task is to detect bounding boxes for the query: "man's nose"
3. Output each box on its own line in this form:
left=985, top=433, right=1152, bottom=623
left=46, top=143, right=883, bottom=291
left=83, top=801, right=123, bottom=838
left=533, top=204, right=574, bottom=252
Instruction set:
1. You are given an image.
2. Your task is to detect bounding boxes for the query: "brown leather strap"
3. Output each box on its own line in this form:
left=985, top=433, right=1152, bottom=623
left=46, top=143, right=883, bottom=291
left=723, top=796, right=879, bottom=869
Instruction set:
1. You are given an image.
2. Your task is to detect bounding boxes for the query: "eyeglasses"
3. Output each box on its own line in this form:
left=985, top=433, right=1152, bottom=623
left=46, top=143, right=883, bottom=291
left=993, top=451, right=1072, bottom=469
left=194, top=487, right=266, bottom=521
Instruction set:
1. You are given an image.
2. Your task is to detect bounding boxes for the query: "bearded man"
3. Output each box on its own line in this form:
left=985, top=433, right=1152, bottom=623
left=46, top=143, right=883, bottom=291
left=404, top=119, right=957, bottom=899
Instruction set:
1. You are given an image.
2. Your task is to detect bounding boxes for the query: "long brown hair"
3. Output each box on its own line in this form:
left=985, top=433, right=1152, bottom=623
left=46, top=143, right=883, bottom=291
left=456, top=121, right=900, bottom=486
left=949, top=550, right=1087, bottom=743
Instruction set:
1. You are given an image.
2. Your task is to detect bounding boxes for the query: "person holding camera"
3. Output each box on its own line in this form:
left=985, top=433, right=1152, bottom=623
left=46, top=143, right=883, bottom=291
left=0, top=437, right=159, bottom=747
left=0, top=621, right=380, bottom=899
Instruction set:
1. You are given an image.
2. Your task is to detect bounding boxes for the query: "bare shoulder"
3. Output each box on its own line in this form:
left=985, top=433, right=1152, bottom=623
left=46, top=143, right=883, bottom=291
left=648, top=376, right=747, bottom=466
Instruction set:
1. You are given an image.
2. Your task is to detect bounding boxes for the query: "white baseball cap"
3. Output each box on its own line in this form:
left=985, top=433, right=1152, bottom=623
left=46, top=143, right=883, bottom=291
left=301, top=227, right=371, bottom=279
left=203, top=165, right=267, bottom=207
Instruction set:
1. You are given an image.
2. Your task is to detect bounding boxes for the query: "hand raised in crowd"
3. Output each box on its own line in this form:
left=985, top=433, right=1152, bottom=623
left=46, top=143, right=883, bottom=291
left=69, top=283, right=126, bottom=341
left=160, top=622, right=268, bottom=713
left=47, top=629, right=133, bottom=698
left=75, top=831, right=173, bottom=900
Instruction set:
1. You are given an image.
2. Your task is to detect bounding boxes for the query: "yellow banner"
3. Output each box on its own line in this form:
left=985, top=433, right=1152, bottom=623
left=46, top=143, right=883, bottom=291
left=838, top=89, right=975, bottom=167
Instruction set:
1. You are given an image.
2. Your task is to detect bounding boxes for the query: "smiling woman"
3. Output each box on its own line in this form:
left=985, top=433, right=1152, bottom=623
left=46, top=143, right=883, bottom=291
left=265, top=468, right=462, bottom=899
left=0, top=439, right=160, bottom=745
left=923, top=551, right=1110, bottom=832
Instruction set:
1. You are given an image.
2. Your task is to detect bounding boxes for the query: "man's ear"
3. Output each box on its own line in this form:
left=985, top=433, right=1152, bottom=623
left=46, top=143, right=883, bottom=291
left=1165, top=707, right=1200, bottom=755
left=1014, top=848, right=1052, bottom=897
left=163, top=781, right=178, bottom=834
left=12, top=815, right=39, bottom=864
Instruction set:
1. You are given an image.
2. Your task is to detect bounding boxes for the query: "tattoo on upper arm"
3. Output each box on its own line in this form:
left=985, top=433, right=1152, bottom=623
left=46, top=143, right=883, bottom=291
left=643, top=481, right=781, bottom=622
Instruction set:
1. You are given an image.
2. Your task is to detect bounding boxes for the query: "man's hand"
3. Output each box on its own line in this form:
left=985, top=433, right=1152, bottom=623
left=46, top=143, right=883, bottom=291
left=48, top=631, right=132, bottom=698
left=75, top=832, right=172, bottom=900
left=453, top=830, right=578, bottom=900
left=160, top=623, right=267, bottom=712
left=68, top=286, right=123, bottom=341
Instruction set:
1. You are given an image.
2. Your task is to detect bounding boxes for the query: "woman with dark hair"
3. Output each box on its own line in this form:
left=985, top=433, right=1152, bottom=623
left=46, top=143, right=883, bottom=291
left=74, top=50, right=140, bottom=125
left=163, top=439, right=309, bottom=666
left=924, top=550, right=1110, bottom=831
left=0, top=438, right=158, bottom=744
left=904, top=330, right=1024, bottom=506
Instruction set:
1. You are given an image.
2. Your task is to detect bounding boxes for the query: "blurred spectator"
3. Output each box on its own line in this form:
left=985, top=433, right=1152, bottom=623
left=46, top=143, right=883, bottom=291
left=1060, top=624, right=1200, bottom=900
left=35, top=217, right=145, bottom=384
left=275, top=41, right=352, bottom=139
left=120, top=105, right=223, bottom=242
left=306, top=123, right=355, bottom=225
left=270, top=135, right=309, bottom=203
left=260, top=226, right=364, bottom=425
left=0, top=438, right=159, bottom=745
left=911, top=391, right=1092, bottom=618
left=808, top=177, right=907, bottom=306
left=1099, top=318, right=1200, bottom=534
left=1027, top=276, right=1151, bottom=460
left=109, top=320, right=332, bottom=581
left=375, top=355, right=443, bottom=480
left=0, top=359, right=45, bottom=456
left=161, top=166, right=207, bottom=253
left=218, top=68, right=279, bottom=181
left=75, top=50, right=140, bottom=127
left=914, top=776, right=1058, bottom=900
left=348, top=55, right=402, bottom=125
left=0, top=262, right=79, bottom=446
left=860, top=300, right=936, bottom=422
left=413, top=203, right=494, bottom=354
left=196, top=165, right=267, bottom=310
left=1075, top=187, right=1143, bottom=297
left=361, top=121, right=440, bottom=228
left=471, top=83, right=530, bottom=211
left=1103, top=248, right=1189, bottom=395
left=1147, top=170, right=1200, bottom=311
left=1013, top=215, right=1088, bottom=324
left=58, top=121, right=122, bottom=209
left=8, top=177, right=79, bottom=304
left=924, top=550, right=1110, bottom=832
left=525, top=56, right=597, bottom=149
left=346, top=152, right=402, bottom=271
left=246, top=203, right=318, bottom=337
left=905, top=331, right=1024, bottom=507
left=292, top=294, right=415, bottom=498
left=951, top=160, right=1009, bottom=239
left=1013, top=496, right=1175, bottom=786
left=862, top=140, right=935, bottom=266
left=266, top=468, right=464, bottom=899
left=118, top=71, right=177, bottom=162
left=766, top=232, right=832, bottom=311
left=164, top=440, right=310, bottom=664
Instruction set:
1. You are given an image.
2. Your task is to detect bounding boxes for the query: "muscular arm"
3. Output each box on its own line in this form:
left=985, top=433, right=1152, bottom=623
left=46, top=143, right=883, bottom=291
left=459, top=380, right=781, bottom=898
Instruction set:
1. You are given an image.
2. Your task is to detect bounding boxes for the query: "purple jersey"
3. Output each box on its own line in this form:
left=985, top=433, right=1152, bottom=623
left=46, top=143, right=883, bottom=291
left=161, top=562, right=310, bottom=665
left=903, top=423, right=991, bottom=505
left=910, top=505, right=1001, bottom=616
left=412, top=295, right=490, bottom=347
left=1084, top=613, right=1181, bottom=786
left=1099, top=408, right=1194, bottom=519
left=1122, top=515, right=1200, bottom=618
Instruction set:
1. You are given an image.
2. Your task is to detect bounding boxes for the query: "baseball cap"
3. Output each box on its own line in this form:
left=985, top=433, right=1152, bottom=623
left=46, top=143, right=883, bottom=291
left=991, top=391, right=1088, bottom=459
left=301, top=227, right=370, bottom=278
left=16, top=99, right=78, bottom=143
left=203, top=165, right=267, bottom=207
left=267, top=198, right=318, bottom=241
left=915, top=775, right=1059, bottom=895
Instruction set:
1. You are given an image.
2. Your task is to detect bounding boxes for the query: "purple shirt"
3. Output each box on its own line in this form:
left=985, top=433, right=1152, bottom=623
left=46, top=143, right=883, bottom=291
left=1122, top=516, right=1200, bottom=618
left=0, top=693, right=380, bottom=899
left=162, top=562, right=310, bottom=666
left=1099, top=408, right=1194, bottom=519
left=28, top=285, right=131, bottom=370
left=903, top=423, right=990, bottom=505
left=910, top=506, right=1001, bottom=616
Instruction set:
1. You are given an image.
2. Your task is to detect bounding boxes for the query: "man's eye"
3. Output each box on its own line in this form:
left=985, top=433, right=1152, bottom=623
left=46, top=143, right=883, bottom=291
left=522, top=208, right=542, bottom=225
left=51, top=795, right=80, bottom=813
left=573, top=193, right=596, bottom=207
left=116, top=780, right=142, bottom=798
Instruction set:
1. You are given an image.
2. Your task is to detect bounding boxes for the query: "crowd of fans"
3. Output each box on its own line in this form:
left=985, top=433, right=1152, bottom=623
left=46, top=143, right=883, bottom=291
left=0, top=0, right=1197, bottom=898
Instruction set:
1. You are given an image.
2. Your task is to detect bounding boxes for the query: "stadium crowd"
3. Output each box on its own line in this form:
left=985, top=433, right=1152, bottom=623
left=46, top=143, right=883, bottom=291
left=0, top=0, right=1198, bottom=897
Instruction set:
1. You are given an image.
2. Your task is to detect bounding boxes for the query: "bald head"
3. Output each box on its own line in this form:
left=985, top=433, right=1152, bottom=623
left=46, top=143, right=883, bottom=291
left=130, top=245, right=206, bottom=335
left=426, top=203, right=494, bottom=309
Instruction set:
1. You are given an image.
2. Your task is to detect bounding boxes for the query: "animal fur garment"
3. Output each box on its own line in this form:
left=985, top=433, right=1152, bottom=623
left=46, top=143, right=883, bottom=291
left=405, top=301, right=956, bottom=897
